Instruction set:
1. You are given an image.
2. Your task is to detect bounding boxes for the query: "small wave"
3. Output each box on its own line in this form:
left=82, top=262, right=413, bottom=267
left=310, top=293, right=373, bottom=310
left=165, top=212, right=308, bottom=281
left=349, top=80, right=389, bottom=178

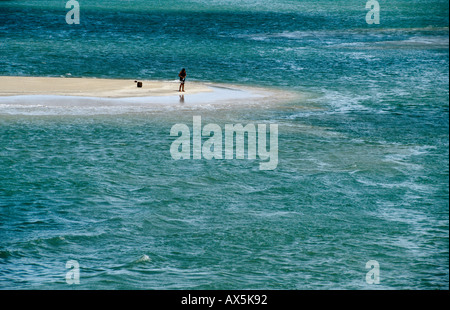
left=375, top=36, right=449, bottom=49
left=134, top=254, right=151, bottom=263
left=0, top=250, right=12, bottom=259
left=314, top=89, right=383, bottom=114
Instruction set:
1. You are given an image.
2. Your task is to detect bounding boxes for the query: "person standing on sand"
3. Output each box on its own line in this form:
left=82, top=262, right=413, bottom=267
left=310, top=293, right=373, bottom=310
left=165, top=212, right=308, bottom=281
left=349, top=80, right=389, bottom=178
left=178, top=68, right=186, bottom=92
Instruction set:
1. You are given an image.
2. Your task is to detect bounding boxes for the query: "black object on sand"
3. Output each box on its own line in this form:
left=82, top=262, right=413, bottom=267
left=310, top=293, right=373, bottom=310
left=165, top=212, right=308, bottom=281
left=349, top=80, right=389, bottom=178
left=134, top=81, right=143, bottom=88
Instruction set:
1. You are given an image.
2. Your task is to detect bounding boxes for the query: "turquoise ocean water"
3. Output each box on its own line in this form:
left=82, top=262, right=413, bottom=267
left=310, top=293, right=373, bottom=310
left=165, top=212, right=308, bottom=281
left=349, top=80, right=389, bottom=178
left=0, top=0, right=448, bottom=289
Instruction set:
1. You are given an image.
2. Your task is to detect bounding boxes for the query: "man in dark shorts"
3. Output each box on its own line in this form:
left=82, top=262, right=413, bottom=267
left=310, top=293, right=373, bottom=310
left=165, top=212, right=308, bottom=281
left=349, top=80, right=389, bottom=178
left=179, top=68, right=186, bottom=92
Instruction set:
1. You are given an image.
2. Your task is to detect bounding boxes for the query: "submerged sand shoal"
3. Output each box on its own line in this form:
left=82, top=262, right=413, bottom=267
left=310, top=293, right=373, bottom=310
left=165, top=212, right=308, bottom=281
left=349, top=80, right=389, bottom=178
left=0, top=76, right=304, bottom=112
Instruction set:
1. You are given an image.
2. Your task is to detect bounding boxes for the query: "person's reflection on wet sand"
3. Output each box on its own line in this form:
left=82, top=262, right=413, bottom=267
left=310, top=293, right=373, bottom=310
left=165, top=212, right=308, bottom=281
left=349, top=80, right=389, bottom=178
left=179, top=94, right=184, bottom=104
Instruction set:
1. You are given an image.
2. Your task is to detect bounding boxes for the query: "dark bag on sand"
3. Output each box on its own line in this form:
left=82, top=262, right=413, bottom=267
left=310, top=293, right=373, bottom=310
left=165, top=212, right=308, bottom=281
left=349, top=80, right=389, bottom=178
left=135, top=81, right=143, bottom=88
